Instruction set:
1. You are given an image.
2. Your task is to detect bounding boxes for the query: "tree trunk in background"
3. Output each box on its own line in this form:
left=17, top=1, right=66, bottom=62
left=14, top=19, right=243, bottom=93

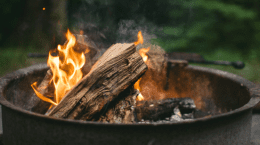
left=50, top=0, right=68, bottom=50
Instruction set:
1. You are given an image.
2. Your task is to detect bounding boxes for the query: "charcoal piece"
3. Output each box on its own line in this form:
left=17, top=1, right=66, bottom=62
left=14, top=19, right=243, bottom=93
left=135, top=98, right=196, bottom=121
left=170, top=107, right=184, bottom=122
left=178, top=98, right=196, bottom=114
left=182, top=113, right=194, bottom=120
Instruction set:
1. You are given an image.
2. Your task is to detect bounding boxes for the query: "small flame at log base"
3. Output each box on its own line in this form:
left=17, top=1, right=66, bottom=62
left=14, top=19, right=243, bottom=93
left=133, top=31, right=150, bottom=101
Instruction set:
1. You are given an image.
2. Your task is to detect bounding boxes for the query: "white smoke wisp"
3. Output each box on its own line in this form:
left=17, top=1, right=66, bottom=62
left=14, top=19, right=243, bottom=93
left=116, top=19, right=159, bottom=48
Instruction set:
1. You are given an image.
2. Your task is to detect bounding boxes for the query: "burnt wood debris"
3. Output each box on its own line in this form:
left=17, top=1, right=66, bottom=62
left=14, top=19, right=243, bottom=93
left=135, top=98, right=195, bottom=122
left=31, top=37, right=197, bottom=123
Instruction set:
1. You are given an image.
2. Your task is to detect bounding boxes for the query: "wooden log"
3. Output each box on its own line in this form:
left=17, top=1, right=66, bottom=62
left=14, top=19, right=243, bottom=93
left=98, top=87, right=138, bottom=123
left=47, top=43, right=147, bottom=120
left=29, top=69, right=55, bottom=114
left=135, top=98, right=196, bottom=121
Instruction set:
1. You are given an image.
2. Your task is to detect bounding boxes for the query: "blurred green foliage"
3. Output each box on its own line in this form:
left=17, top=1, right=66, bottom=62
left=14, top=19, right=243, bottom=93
left=155, top=0, right=260, bottom=58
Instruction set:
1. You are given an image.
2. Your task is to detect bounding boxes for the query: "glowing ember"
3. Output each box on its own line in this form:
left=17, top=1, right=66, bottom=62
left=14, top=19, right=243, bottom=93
left=43, top=7, right=45, bottom=10
left=133, top=31, right=149, bottom=101
left=32, top=29, right=86, bottom=105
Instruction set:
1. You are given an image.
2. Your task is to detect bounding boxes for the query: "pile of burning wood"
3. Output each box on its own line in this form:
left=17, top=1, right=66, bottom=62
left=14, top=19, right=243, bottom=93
left=29, top=30, right=197, bottom=124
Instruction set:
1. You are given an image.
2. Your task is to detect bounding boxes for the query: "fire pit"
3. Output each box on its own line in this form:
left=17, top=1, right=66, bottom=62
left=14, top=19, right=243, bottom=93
left=0, top=62, right=259, bottom=145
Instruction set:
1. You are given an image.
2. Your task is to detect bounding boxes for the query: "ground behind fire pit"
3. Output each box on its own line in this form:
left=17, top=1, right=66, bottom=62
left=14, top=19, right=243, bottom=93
left=0, top=106, right=258, bottom=144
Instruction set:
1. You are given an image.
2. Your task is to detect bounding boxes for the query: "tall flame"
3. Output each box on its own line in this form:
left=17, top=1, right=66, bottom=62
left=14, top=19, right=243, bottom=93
left=32, top=29, right=86, bottom=105
left=48, top=29, right=85, bottom=103
left=134, top=31, right=144, bottom=46
left=134, top=31, right=149, bottom=101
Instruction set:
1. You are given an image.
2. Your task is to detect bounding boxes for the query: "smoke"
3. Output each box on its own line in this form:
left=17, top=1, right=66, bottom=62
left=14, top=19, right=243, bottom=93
left=69, top=1, right=162, bottom=50
left=116, top=19, right=158, bottom=45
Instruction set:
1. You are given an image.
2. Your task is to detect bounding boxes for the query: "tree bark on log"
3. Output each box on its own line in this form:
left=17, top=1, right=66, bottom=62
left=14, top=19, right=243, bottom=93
left=47, top=43, right=147, bottom=121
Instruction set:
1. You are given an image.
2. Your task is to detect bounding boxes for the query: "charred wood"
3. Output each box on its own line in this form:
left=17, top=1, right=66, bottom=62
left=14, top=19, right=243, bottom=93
left=135, top=98, right=195, bottom=121
left=98, top=87, right=138, bottom=124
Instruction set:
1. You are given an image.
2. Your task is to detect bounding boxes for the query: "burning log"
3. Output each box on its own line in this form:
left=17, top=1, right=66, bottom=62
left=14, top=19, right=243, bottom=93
left=47, top=43, right=147, bottom=121
left=135, top=98, right=196, bottom=121
left=98, top=87, right=138, bottom=123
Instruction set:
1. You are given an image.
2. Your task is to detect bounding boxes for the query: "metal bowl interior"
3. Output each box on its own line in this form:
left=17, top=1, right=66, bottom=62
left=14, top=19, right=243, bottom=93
left=140, top=64, right=254, bottom=115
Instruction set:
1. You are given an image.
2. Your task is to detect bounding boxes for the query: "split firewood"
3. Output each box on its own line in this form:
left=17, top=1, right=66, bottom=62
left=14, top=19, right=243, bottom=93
left=47, top=43, right=147, bottom=121
left=135, top=98, right=196, bottom=121
left=27, top=69, right=54, bottom=114
left=98, top=87, right=138, bottom=123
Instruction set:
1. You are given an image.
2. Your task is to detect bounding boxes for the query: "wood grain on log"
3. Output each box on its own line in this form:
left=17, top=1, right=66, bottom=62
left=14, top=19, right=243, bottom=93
left=47, top=43, right=147, bottom=120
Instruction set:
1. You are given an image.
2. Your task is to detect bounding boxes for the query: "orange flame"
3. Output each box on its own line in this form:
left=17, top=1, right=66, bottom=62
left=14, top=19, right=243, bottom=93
left=43, top=7, right=45, bottom=10
left=139, top=47, right=150, bottom=62
left=31, top=82, right=57, bottom=105
left=133, top=31, right=149, bottom=101
left=134, top=31, right=144, bottom=46
left=48, top=29, right=85, bottom=103
left=32, top=29, right=86, bottom=105
left=134, top=79, right=144, bottom=101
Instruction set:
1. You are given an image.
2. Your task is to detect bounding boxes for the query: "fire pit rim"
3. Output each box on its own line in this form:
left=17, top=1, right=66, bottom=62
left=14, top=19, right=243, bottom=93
left=0, top=63, right=259, bottom=126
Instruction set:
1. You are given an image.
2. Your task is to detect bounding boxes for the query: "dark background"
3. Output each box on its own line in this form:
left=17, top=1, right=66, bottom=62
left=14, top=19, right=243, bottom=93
left=0, top=0, right=260, bottom=83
